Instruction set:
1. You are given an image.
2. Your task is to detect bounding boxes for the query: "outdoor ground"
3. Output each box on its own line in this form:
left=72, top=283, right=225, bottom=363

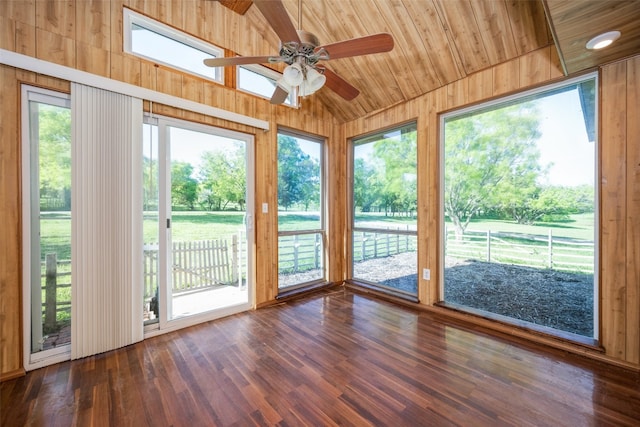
left=351, top=252, right=594, bottom=337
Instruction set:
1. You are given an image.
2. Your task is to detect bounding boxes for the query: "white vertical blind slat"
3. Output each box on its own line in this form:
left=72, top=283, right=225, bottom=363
left=71, top=83, right=143, bottom=359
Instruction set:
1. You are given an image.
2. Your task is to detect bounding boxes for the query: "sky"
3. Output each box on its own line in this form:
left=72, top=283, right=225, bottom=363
left=535, top=89, right=595, bottom=187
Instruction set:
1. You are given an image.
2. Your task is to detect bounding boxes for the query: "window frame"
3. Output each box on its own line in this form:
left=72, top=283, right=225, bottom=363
left=21, top=85, right=73, bottom=371
left=439, top=72, right=599, bottom=341
left=123, top=8, right=224, bottom=83
left=276, top=127, right=327, bottom=292
left=348, top=122, right=419, bottom=301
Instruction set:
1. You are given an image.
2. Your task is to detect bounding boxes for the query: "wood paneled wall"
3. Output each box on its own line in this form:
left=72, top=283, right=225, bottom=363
left=0, top=0, right=343, bottom=379
left=344, top=48, right=640, bottom=369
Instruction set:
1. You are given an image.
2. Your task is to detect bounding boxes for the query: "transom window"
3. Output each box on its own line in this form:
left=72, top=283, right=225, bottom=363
left=123, top=8, right=223, bottom=83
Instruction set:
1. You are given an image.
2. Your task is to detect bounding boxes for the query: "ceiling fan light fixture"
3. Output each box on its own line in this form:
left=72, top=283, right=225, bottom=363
left=300, top=67, right=326, bottom=96
left=283, top=63, right=304, bottom=86
left=586, top=31, right=621, bottom=50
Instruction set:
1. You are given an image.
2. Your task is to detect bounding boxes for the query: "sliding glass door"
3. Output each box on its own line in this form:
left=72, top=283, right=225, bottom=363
left=22, top=86, right=72, bottom=368
left=144, top=116, right=254, bottom=329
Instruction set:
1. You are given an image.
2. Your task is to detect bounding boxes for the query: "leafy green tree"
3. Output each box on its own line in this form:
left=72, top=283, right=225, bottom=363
left=171, top=162, right=198, bottom=209
left=353, top=158, right=383, bottom=212
left=142, top=156, right=159, bottom=211
left=38, top=105, right=72, bottom=209
left=372, top=131, right=417, bottom=216
left=277, top=135, right=320, bottom=210
left=198, top=146, right=246, bottom=211
left=444, top=103, right=542, bottom=237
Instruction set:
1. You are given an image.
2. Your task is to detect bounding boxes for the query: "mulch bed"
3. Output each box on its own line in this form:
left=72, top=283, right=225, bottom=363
left=444, top=257, right=594, bottom=337
left=352, top=253, right=594, bottom=337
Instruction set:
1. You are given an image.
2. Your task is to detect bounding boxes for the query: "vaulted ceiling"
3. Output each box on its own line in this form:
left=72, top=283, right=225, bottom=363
left=215, top=0, right=640, bottom=123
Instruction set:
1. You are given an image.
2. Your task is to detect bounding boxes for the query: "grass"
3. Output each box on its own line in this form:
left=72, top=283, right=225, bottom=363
left=37, top=210, right=595, bottom=329
left=41, top=211, right=595, bottom=261
left=444, top=213, right=595, bottom=241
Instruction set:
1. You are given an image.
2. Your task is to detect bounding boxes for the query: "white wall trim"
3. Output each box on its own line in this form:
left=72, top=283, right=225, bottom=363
left=0, top=49, right=269, bottom=131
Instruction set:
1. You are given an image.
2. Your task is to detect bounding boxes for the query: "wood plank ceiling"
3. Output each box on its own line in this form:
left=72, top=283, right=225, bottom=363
left=214, top=0, right=639, bottom=123
left=214, top=0, right=550, bottom=122
left=543, top=0, right=640, bottom=75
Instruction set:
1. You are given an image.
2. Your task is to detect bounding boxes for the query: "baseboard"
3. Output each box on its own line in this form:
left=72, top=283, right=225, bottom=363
left=1, top=368, right=26, bottom=382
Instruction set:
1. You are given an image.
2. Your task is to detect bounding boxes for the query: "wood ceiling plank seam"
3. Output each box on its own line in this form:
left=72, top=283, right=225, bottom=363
left=343, top=0, right=419, bottom=103
left=469, top=0, right=518, bottom=65
left=299, top=1, right=375, bottom=117
left=431, top=0, right=469, bottom=82
left=503, top=0, right=551, bottom=57
left=400, top=0, right=463, bottom=87
left=372, top=0, right=440, bottom=93
left=540, top=0, right=568, bottom=76
left=367, top=0, right=424, bottom=98
left=546, top=1, right=640, bottom=74
left=434, top=0, right=491, bottom=75
left=315, top=0, right=398, bottom=113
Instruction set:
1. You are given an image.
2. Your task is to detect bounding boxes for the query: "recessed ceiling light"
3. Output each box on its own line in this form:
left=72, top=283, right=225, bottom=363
left=586, top=31, right=621, bottom=50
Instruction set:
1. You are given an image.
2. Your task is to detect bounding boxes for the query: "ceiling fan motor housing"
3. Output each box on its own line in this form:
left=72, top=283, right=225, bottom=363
left=279, top=30, right=326, bottom=66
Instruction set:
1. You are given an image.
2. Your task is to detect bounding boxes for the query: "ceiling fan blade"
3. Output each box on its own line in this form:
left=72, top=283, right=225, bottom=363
left=319, top=33, right=394, bottom=60
left=321, top=67, right=360, bottom=101
left=270, top=85, right=290, bottom=105
left=203, top=56, right=278, bottom=67
left=253, top=0, right=301, bottom=44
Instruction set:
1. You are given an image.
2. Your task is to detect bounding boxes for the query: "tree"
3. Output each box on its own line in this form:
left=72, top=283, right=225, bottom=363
left=353, top=158, right=383, bottom=212
left=277, top=135, right=320, bottom=210
left=142, top=156, right=159, bottom=211
left=444, top=103, right=542, bottom=238
left=373, top=131, right=417, bottom=216
left=38, top=105, right=72, bottom=209
left=171, top=162, right=198, bottom=209
left=198, top=146, right=246, bottom=211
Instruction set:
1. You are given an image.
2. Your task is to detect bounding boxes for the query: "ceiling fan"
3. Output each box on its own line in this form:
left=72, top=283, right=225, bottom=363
left=204, top=0, right=394, bottom=104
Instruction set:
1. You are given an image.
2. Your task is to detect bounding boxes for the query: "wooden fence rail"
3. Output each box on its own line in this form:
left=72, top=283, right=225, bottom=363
left=444, top=227, right=594, bottom=274
left=41, top=254, right=71, bottom=333
left=144, top=233, right=245, bottom=299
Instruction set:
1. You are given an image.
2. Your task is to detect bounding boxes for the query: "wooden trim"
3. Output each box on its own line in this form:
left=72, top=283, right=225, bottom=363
left=275, top=281, right=340, bottom=302
left=425, top=304, right=639, bottom=372
left=436, top=301, right=602, bottom=350
left=0, top=49, right=269, bottom=130
left=345, top=282, right=420, bottom=306
left=0, top=368, right=25, bottom=382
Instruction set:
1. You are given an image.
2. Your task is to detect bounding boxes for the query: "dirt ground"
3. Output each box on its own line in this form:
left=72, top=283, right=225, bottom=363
left=352, top=253, right=594, bottom=337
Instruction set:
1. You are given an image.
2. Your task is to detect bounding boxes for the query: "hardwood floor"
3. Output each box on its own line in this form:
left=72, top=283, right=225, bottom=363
left=2, top=288, right=640, bottom=426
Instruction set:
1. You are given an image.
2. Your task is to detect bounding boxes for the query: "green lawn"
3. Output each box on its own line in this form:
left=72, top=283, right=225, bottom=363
left=40, top=210, right=595, bottom=262
left=444, top=213, right=595, bottom=241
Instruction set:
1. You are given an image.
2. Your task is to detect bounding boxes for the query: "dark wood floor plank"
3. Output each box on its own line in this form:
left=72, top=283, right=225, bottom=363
left=2, top=288, right=640, bottom=426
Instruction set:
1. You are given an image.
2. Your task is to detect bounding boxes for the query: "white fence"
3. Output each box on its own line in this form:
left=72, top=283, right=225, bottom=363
left=445, top=227, right=594, bottom=273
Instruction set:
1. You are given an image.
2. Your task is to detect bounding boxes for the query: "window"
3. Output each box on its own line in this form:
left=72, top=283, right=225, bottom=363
left=238, top=64, right=297, bottom=107
left=123, top=8, right=223, bottom=83
left=277, top=129, right=325, bottom=290
left=350, top=123, right=418, bottom=300
left=441, top=74, right=598, bottom=340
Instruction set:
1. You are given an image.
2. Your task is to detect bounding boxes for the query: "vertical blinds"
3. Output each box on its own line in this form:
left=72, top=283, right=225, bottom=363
left=71, top=83, right=143, bottom=359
